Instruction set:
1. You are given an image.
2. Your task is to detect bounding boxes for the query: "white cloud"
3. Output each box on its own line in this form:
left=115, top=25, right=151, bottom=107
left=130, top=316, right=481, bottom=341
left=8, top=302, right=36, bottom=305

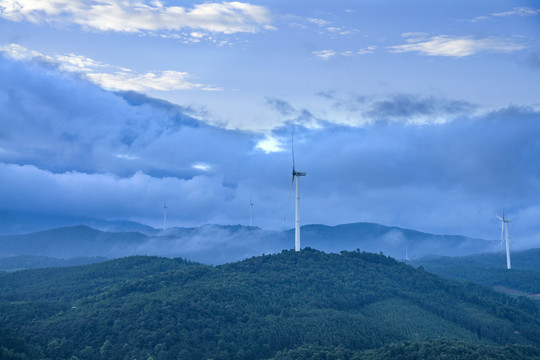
left=492, top=7, right=540, bottom=17
left=388, top=34, right=527, bottom=57
left=469, top=6, right=540, bottom=22
left=0, top=43, right=216, bottom=92
left=0, top=0, right=274, bottom=35
left=115, top=153, right=138, bottom=161
left=307, top=17, right=330, bottom=26
left=313, top=50, right=337, bottom=60
left=357, top=46, right=376, bottom=55
left=87, top=70, right=200, bottom=92
left=255, top=135, right=284, bottom=154
left=192, top=162, right=212, bottom=171
left=314, top=47, right=375, bottom=60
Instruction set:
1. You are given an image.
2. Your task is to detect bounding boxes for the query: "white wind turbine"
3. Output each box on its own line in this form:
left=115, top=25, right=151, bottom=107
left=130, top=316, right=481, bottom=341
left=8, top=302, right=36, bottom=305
left=288, top=134, right=306, bottom=252
left=249, top=197, right=254, bottom=227
left=163, top=201, right=168, bottom=231
left=496, top=200, right=512, bottom=270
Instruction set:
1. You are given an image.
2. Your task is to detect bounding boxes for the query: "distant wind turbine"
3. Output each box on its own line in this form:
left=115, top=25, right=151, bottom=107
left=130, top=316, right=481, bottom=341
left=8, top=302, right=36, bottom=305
left=249, top=198, right=254, bottom=227
left=288, top=133, right=306, bottom=252
left=405, top=238, right=410, bottom=261
left=163, top=201, right=168, bottom=231
left=496, top=197, right=511, bottom=270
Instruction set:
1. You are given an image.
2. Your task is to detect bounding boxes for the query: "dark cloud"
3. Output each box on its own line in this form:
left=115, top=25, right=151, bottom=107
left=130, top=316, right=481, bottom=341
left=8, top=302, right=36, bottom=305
left=266, top=97, right=295, bottom=115
left=365, top=94, right=476, bottom=122
left=1, top=55, right=540, bottom=249
left=316, top=90, right=335, bottom=99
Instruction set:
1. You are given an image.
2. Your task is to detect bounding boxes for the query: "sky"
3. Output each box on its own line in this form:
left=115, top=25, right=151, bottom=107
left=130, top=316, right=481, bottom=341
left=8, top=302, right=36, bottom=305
left=0, top=0, right=540, bottom=248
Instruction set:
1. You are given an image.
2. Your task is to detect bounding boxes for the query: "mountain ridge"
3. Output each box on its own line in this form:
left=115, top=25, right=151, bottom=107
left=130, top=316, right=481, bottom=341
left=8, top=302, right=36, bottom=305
left=0, top=220, right=498, bottom=265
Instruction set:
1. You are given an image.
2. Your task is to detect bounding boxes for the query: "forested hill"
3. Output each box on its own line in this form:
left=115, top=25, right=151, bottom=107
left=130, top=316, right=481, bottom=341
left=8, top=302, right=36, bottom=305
left=1, top=250, right=540, bottom=359
left=409, top=248, right=540, bottom=297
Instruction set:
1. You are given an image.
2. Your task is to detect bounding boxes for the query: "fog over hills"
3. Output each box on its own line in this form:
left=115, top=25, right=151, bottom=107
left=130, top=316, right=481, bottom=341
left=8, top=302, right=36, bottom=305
left=0, top=212, right=498, bottom=266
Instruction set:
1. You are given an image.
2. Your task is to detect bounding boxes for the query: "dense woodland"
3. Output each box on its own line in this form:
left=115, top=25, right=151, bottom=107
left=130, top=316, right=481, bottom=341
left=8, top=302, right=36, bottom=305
left=410, top=249, right=540, bottom=295
left=1, top=249, right=540, bottom=359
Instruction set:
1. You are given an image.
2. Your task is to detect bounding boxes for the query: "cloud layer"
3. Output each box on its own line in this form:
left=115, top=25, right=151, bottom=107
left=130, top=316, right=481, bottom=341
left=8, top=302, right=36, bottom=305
left=0, top=44, right=216, bottom=92
left=388, top=34, right=527, bottom=57
left=0, top=0, right=274, bottom=34
left=1, top=55, right=540, bottom=250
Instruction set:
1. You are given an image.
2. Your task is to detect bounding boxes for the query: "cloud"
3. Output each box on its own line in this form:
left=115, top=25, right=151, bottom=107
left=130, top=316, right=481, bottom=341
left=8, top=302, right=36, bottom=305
left=313, top=47, right=374, bottom=60
left=470, top=6, right=540, bottom=22
left=2, top=54, right=540, bottom=248
left=364, top=94, right=477, bottom=124
left=0, top=43, right=216, bottom=92
left=0, top=0, right=274, bottom=35
left=307, top=18, right=330, bottom=26
left=285, top=92, right=477, bottom=127
left=192, top=162, right=212, bottom=171
left=388, top=34, right=527, bottom=57
left=86, top=70, right=200, bottom=92
left=357, top=46, right=376, bottom=55
left=255, top=135, right=285, bottom=154
left=266, top=97, right=295, bottom=116
left=313, top=50, right=337, bottom=60
left=492, top=7, right=540, bottom=17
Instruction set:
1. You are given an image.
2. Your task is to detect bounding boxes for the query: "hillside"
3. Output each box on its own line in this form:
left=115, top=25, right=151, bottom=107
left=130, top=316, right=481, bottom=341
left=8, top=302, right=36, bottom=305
left=0, top=249, right=539, bottom=359
left=0, top=255, right=107, bottom=272
left=409, top=248, right=540, bottom=297
left=0, top=210, right=155, bottom=235
left=299, top=223, right=495, bottom=258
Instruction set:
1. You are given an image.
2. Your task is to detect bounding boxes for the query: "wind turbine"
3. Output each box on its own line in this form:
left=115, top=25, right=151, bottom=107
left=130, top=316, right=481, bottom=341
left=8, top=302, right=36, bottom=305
left=249, top=197, right=254, bottom=227
left=496, top=200, right=511, bottom=270
left=163, top=201, right=168, bottom=231
left=288, top=134, right=306, bottom=252
left=405, top=238, right=410, bottom=261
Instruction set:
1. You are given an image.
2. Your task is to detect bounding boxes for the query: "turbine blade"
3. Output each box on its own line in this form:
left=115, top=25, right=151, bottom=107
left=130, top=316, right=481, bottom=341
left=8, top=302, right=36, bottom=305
left=500, top=221, right=505, bottom=247
left=288, top=174, right=295, bottom=202
left=291, top=131, right=295, bottom=172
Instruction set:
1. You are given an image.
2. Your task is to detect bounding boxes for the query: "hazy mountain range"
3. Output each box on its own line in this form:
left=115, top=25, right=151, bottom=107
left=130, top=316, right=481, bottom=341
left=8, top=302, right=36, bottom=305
left=0, top=211, right=498, bottom=265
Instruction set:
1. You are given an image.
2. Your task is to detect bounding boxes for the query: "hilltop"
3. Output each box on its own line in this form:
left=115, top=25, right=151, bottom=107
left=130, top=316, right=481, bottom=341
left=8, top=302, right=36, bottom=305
left=0, top=249, right=539, bottom=359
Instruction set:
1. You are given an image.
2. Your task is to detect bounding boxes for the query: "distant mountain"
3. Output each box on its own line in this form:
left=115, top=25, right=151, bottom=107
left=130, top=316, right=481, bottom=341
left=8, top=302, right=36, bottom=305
left=0, top=221, right=498, bottom=266
left=0, top=250, right=539, bottom=359
left=0, top=225, right=149, bottom=259
left=299, top=222, right=496, bottom=258
left=0, top=210, right=154, bottom=235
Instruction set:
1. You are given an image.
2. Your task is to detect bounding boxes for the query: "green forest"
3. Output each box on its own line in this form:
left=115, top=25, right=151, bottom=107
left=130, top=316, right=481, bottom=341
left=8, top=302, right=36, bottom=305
left=1, top=249, right=540, bottom=359
left=410, top=249, right=540, bottom=296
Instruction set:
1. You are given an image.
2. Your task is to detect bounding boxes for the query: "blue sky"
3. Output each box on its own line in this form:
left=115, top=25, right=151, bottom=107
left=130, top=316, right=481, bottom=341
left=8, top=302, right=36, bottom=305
left=1, top=0, right=540, bottom=247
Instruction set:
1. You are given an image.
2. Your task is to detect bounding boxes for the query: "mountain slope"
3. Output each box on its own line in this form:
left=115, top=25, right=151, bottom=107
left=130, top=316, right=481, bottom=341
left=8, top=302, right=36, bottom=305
left=410, top=248, right=540, bottom=296
left=0, top=225, right=149, bottom=258
left=0, top=210, right=154, bottom=235
left=299, top=222, right=496, bottom=258
left=0, top=250, right=539, bottom=359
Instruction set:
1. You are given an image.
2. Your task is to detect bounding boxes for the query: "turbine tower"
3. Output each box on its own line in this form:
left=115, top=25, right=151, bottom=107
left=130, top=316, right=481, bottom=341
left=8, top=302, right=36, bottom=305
left=405, top=238, right=410, bottom=261
left=496, top=202, right=511, bottom=270
left=249, top=198, right=254, bottom=227
left=163, top=201, right=168, bottom=231
left=288, top=134, right=306, bottom=252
